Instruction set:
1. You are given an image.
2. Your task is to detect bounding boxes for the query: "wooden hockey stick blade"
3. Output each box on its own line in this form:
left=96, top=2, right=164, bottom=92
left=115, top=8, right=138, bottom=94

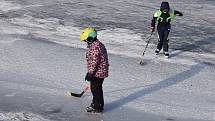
left=69, top=91, right=84, bottom=97
left=65, top=91, right=84, bottom=97
left=66, top=85, right=89, bottom=98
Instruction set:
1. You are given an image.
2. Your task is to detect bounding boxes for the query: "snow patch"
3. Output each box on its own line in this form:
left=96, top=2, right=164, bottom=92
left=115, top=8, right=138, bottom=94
left=40, top=103, right=61, bottom=113
left=0, top=0, right=22, bottom=12
left=0, top=39, right=20, bottom=44
left=99, top=28, right=143, bottom=45
left=0, top=112, right=50, bottom=121
left=56, top=25, right=80, bottom=38
left=5, top=13, right=215, bottom=66
left=11, top=15, right=59, bottom=30
left=4, top=92, right=17, bottom=97
left=0, top=21, right=29, bottom=35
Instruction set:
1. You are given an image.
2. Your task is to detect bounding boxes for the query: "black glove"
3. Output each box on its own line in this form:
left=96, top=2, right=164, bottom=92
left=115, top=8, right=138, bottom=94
left=178, top=12, right=183, bottom=16
left=85, top=72, right=94, bottom=82
left=175, top=11, right=183, bottom=16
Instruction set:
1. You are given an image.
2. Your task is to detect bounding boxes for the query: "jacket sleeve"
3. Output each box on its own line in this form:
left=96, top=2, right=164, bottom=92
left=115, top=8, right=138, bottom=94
left=151, top=11, right=159, bottom=27
left=88, top=46, right=100, bottom=75
left=174, top=10, right=183, bottom=16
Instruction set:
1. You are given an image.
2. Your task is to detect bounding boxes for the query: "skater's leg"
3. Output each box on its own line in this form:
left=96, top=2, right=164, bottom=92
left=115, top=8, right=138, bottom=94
left=89, top=78, right=104, bottom=112
left=163, top=29, right=170, bottom=52
left=156, top=28, right=164, bottom=53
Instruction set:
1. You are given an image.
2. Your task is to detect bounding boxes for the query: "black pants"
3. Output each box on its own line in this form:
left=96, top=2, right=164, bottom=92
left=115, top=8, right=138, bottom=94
left=157, top=26, right=170, bottom=52
left=90, top=77, right=104, bottom=110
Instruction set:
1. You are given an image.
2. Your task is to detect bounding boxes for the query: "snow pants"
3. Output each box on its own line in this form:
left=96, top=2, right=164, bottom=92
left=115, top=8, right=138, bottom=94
left=157, top=25, right=170, bottom=52
left=90, top=77, right=104, bottom=110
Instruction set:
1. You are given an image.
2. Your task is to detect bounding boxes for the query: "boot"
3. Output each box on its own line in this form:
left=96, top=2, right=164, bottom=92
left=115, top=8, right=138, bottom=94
left=155, top=49, right=160, bottom=55
left=164, top=51, right=169, bottom=58
left=86, top=106, right=103, bottom=113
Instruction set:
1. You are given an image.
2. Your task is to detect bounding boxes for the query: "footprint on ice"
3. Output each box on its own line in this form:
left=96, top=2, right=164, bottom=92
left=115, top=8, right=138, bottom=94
left=40, top=103, right=61, bottom=114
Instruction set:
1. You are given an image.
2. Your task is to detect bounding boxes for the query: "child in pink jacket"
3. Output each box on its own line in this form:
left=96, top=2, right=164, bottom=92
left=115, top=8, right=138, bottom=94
left=80, top=27, right=109, bottom=113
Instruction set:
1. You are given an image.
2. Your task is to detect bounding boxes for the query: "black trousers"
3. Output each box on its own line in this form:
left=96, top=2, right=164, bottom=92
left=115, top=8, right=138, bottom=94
left=90, top=77, right=104, bottom=110
left=157, top=26, right=170, bottom=52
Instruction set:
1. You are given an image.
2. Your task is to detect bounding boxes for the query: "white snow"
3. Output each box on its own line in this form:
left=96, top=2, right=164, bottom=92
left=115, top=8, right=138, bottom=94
left=0, top=112, right=50, bottom=121
left=0, top=0, right=22, bottom=12
left=0, top=0, right=215, bottom=121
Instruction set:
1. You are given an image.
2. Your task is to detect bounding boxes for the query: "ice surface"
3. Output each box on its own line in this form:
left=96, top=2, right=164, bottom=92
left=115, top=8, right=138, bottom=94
left=0, top=0, right=215, bottom=121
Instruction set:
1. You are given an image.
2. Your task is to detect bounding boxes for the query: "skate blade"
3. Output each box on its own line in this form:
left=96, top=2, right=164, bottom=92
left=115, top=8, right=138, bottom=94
left=139, top=61, right=144, bottom=65
left=164, top=56, right=169, bottom=59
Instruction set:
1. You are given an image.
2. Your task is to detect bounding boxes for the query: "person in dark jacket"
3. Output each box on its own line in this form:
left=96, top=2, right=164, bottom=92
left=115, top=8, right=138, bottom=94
left=150, top=1, right=183, bottom=58
left=80, top=27, right=109, bottom=113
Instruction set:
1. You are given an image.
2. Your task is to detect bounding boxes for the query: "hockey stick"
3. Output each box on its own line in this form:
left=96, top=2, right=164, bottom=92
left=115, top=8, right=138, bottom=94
left=66, top=84, right=89, bottom=97
left=139, top=32, right=153, bottom=65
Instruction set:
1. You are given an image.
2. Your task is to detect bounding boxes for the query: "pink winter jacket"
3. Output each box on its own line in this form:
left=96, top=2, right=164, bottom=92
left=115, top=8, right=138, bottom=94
left=86, top=40, right=109, bottom=78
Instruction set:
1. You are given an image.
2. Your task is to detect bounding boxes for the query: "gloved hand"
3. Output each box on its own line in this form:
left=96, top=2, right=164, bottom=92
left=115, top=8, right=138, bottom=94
left=150, top=26, right=155, bottom=33
left=178, top=12, right=183, bottom=16
left=175, top=10, right=183, bottom=16
left=85, top=72, right=94, bottom=82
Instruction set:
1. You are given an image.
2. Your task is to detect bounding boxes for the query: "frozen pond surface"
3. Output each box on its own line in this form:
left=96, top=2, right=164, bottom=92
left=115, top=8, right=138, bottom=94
left=0, top=0, right=215, bottom=121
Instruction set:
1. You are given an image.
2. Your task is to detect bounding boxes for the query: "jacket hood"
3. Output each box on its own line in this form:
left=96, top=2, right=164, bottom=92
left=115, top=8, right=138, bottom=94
left=160, top=2, right=170, bottom=11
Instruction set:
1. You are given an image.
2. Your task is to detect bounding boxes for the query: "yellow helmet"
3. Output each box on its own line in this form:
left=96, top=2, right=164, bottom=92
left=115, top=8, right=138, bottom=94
left=80, top=27, right=97, bottom=42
